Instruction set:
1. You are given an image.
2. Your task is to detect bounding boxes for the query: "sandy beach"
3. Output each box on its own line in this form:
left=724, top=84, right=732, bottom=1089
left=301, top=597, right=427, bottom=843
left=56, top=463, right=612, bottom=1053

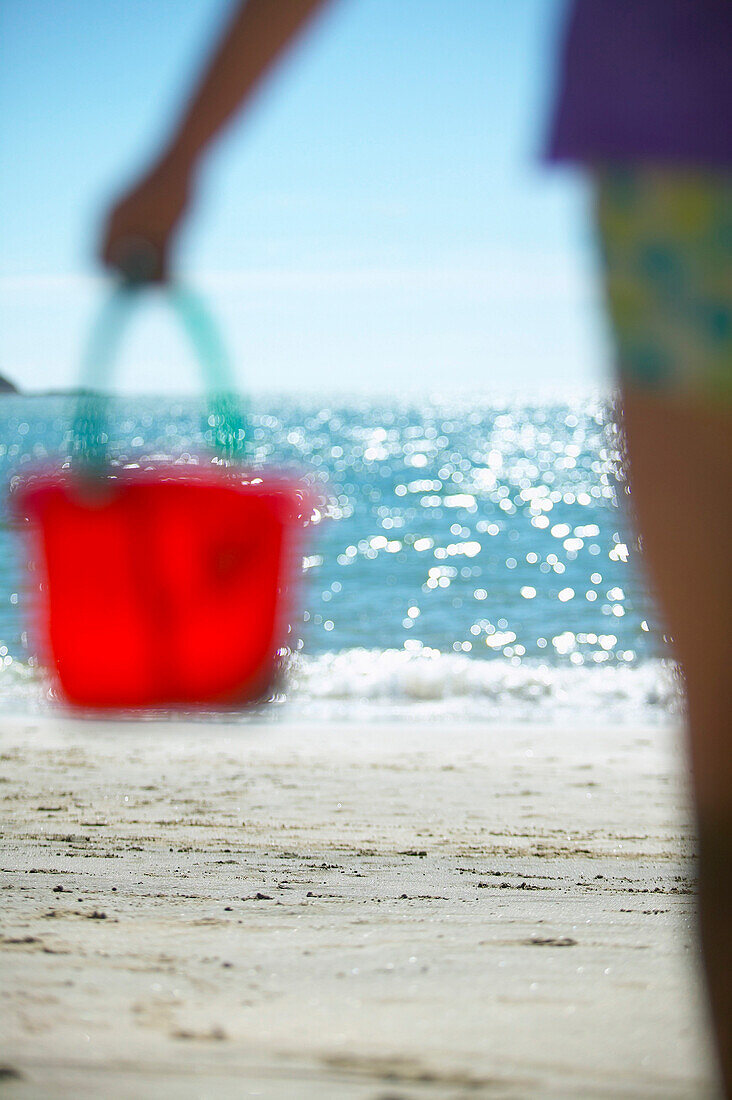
left=0, top=714, right=719, bottom=1098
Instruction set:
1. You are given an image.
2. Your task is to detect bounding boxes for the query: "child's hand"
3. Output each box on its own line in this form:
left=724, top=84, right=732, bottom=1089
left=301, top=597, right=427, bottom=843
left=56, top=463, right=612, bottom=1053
left=98, top=1, right=330, bottom=283
left=99, top=153, right=193, bottom=283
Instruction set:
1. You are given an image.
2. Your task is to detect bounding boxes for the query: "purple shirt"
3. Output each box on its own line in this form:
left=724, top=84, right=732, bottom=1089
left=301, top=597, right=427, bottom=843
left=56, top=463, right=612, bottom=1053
left=548, top=0, right=732, bottom=165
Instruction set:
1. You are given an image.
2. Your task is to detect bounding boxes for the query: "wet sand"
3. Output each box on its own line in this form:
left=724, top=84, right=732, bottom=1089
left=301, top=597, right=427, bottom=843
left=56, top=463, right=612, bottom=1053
left=0, top=715, right=719, bottom=1098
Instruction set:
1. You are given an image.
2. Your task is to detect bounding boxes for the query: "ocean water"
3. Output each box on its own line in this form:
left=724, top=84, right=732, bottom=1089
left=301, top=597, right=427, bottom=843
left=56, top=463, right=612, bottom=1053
left=0, top=393, right=679, bottom=724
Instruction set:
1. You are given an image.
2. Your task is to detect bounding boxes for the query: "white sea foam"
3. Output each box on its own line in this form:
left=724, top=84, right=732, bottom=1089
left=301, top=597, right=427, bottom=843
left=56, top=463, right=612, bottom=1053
left=288, top=649, right=680, bottom=724
left=0, top=658, right=50, bottom=712
left=0, top=649, right=680, bottom=725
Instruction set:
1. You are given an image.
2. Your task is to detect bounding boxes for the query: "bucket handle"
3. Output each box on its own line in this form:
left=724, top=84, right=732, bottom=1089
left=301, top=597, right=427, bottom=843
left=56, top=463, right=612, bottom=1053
left=72, top=281, right=245, bottom=467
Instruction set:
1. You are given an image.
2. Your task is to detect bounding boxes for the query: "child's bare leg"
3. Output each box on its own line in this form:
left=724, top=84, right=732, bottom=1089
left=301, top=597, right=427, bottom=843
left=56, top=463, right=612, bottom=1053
left=621, top=385, right=732, bottom=1094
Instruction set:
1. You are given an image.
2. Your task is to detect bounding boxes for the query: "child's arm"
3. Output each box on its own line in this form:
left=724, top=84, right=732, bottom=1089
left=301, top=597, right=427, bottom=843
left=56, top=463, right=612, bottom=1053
left=100, top=0, right=332, bottom=280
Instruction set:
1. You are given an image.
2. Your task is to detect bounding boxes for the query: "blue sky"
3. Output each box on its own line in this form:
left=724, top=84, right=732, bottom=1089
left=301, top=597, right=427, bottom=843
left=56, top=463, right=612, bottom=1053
left=0, top=0, right=611, bottom=395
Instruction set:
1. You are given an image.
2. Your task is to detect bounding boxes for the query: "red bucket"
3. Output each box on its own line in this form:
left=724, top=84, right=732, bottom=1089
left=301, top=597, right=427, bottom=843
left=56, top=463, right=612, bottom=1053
left=14, top=466, right=310, bottom=709
left=13, top=285, right=312, bottom=710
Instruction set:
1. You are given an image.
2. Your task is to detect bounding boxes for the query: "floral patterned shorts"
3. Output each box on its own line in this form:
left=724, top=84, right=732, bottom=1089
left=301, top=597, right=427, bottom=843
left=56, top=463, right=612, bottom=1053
left=594, top=167, right=732, bottom=402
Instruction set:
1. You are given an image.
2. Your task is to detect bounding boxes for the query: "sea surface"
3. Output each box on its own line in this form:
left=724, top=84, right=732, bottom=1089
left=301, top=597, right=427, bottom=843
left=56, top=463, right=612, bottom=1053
left=0, top=393, right=679, bottom=725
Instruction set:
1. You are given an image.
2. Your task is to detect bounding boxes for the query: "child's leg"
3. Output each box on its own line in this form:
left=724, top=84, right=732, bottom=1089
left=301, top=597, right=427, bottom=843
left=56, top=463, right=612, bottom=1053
left=621, top=386, right=732, bottom=1094
left=594, top=166, right=732, bottom=1094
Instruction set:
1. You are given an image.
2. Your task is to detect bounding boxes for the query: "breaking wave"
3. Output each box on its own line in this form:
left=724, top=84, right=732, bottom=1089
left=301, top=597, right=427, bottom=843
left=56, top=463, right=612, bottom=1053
left=287, top=648, right=680, bottom=724
left=0, top=648, right=680, bottom=726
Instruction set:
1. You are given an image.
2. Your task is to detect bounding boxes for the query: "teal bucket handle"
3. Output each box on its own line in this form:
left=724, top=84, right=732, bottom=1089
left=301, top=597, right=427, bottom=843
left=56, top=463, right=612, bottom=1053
left=72, top=283, right=246, bottom=467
